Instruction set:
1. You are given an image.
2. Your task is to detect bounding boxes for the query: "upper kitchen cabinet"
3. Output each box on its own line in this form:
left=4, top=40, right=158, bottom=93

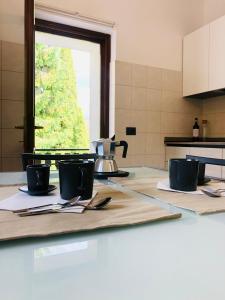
left=183, top=15, right=225, bottom=98
left=209, top=16, right=225, bottom=91
left=183, top=25, right=210, bottom=97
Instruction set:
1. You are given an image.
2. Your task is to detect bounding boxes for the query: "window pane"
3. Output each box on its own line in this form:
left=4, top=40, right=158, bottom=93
left=35, top=31, right=100, bottom=150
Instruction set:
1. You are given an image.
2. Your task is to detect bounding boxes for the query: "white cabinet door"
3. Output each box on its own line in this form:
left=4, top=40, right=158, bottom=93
left=183, top=25, right=210, bottom=97
left=209, top=16, right=225, bottom=91
left=189, top=147, right=222, bottom=178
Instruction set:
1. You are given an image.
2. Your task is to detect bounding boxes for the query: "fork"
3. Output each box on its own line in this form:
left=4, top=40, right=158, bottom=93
left=13, top=196, right=82, bottom=214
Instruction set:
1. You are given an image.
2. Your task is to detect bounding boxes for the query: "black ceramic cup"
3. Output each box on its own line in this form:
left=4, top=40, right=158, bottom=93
left=169, top=159, right=199, bottom=191
left=58, top=160, right=95, bottom=200
left=197, top=162, right=206, bottom=185
left=26, top=164, right=50, bottom=193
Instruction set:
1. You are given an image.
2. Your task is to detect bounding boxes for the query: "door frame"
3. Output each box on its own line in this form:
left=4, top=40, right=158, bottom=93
left=25, top=1, right=111, bottom=152
left=24, top=0, right=35, bottom=153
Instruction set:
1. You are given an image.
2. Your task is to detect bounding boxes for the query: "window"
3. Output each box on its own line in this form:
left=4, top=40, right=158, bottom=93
left=35, top=30, right=101, bottom=149
left=25, top=10, right=111, bottom=152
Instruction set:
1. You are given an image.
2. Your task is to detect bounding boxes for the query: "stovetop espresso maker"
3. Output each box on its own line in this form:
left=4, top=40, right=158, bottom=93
left=92, top=137, right=129, bottom=177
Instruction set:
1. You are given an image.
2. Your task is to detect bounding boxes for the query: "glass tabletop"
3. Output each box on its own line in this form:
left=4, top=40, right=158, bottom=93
left=0, top=171, right=59, bottom=186
left=1, top=167, right=225, bottom=300
left=0, top=167, right=167, bottom=186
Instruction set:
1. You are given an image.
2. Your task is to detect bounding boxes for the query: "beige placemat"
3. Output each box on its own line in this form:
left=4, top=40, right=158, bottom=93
left=111, top=177, right=225, bottom=215
left=0, top=184, right=181, bottom=241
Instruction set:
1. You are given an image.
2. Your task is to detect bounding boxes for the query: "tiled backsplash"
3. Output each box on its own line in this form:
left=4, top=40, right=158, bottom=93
left=0, top=40, right=24, bottom=171
left=115, top=61, right=202, bottom=169
left=202, top=96, right=225, bottom=137
left=1, top=47, right=218, bottom=172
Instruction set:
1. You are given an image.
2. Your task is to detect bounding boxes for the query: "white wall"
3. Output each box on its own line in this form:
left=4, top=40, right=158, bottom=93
left=36, top=0, right=205, bottom=71
left=203, top=0, right=225, bottom=24
left=0, top=0, right=24, bottom=44
left=4, top=0, right=225, bottom=70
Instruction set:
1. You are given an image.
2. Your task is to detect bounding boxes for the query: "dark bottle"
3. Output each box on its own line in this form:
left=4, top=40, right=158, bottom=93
left=193, top=117, right=200, bottom=139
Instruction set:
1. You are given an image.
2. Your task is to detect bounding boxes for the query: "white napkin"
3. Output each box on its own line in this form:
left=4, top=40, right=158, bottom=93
left=0, top=189, right=97, bottom=213
left=0, top=190, right=66, bottom=211
left=157, top=179, right=203, bottom=195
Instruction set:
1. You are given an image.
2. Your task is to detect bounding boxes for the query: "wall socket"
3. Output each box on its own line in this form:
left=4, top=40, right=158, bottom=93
left=126, top=127, right=136, bottom=135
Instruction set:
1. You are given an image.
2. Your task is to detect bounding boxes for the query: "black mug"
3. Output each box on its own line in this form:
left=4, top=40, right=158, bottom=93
left=26, top=164, right=50, bottom=193
left=197, top=162, right=206, bottom=185
left=58, top=160, right=94, bottom=200
left=169, top=159, right=199, bottom=191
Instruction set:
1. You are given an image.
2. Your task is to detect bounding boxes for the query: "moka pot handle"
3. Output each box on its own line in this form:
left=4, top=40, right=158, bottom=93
left=115, top=140, right=128, bottom=158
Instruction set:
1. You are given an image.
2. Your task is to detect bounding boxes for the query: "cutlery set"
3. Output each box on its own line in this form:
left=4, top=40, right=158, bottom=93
left=14, top=196, right=112, bottom=217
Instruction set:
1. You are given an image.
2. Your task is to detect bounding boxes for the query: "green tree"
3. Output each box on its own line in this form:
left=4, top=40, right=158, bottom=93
left=35, top=43, right=89, bottom=150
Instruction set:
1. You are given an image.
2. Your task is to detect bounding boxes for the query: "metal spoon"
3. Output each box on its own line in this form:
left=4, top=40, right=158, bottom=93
left=201, top=188, right=225, bottom=197
left=80, top=197, right=112, bottom=210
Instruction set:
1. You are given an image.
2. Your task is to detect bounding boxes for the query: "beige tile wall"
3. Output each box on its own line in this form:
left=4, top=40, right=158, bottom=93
left=0, top=47, right=209, bottom=172
left=115, top=61, right=202, bottom=169
left=202, top=96, right=225, bottom=137
left=0, top=40, right=24, bottom=171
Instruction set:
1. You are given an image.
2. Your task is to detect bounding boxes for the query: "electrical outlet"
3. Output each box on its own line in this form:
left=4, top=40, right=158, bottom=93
left=126, top=127, right=136, bottom=135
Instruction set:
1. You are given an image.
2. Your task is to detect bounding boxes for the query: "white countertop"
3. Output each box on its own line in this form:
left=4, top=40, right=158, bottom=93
left=0, top=167, right=225, bottom=300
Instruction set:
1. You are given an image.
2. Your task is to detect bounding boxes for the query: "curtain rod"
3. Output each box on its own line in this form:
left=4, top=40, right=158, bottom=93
left=35, top=3, right=116, bottom=28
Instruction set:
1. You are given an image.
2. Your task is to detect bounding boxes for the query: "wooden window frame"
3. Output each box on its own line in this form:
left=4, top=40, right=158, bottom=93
left=25, top=1, right=111, bottom=152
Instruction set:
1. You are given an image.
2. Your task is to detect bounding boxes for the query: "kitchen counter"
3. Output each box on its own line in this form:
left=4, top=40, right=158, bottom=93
left=1, top=167, right=225, bottom=300
left=165, top=137, right=225, bottom=148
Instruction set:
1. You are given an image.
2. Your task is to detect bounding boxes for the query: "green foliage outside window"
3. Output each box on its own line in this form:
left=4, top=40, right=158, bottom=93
left=35, top=43, right=89, bottom=150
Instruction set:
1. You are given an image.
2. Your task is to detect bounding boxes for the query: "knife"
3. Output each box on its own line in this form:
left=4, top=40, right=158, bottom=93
left=13, top=196, right=81, bottom=213
left=18, top=208, right=59, bottom=217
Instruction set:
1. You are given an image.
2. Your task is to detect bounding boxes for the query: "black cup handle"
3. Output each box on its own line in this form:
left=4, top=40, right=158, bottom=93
left=78, top=167, right=87, bottom=195
left=115, top=140, right=128, bottom=158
